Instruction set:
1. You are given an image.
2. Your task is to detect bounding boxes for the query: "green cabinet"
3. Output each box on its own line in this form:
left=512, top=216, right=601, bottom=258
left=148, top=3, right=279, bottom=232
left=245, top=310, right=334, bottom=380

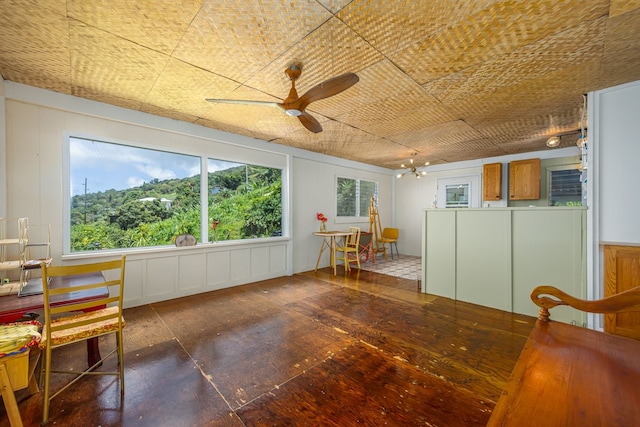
left=423, top=207, right=586, bottom=324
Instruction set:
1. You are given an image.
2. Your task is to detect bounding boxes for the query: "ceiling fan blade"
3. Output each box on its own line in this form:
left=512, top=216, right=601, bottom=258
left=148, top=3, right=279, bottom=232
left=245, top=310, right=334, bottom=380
left=206, top=98, right=283, bottom=110
left=297, top=73, right=359, bottom=110
left=206, top=68, right=355, bottom=134
left=298, top=112, right=322, bottom=133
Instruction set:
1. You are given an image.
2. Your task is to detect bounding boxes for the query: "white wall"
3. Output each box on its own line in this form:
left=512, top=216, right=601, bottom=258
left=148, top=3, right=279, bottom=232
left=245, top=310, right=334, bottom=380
left=594, top=80, right=640, bottom=244
left=395, top=147, right=580, bottom=256
left=0, top=75, right=6, bottom=217
left=292, top=157, right=392, bottom=273
left=585, top=80, right=640, bottom=327
left=1, top=81, right=393, bottom=306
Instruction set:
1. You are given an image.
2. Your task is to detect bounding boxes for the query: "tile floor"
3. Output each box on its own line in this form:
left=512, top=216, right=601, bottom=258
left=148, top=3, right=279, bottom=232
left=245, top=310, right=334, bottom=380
left=359, top=254, right=421, bottom=281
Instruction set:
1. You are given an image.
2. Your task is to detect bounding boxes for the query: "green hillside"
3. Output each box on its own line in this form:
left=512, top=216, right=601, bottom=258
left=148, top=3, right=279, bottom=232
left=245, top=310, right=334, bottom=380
left=70, top=165, right=282, bottom=252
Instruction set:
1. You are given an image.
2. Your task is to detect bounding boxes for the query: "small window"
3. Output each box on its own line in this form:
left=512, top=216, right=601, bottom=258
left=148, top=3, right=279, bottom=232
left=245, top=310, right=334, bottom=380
left=336, top=177, right=378, bottom=218
left=549, top=168, right=582, bottom=206
left=436, top=176, right=480, bottom=208
left=445, top=184, right=470, bottom=208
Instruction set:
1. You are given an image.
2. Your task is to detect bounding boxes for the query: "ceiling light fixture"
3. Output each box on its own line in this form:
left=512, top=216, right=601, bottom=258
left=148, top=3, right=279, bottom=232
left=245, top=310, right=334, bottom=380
left=397, top=154, right=429, bottom=179
left=546, top=136, right=561, bottom=148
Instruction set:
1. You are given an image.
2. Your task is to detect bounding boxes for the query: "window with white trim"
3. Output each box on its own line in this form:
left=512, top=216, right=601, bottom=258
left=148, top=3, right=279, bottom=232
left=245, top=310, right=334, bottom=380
left=549, top=167, right=583, bottom=206
left=436, top=176, right=480, bottom=208
left=67, top=137, right=283, bottom=253
left=336, top=177, right=378, bottom=218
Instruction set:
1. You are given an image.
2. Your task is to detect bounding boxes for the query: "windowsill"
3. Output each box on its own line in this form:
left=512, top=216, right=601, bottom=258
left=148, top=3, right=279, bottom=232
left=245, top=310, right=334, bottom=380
left=62, top=235, right=290, bottom=261
left=335, top=217, right=370, bottom=224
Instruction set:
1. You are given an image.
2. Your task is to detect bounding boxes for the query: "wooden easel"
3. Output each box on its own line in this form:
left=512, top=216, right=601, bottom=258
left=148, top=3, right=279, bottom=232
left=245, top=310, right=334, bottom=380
left=368, top=196, right=385, bottom=257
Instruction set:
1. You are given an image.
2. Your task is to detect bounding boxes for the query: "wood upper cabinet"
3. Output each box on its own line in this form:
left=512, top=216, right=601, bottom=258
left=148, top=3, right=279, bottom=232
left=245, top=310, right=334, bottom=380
left=509, top=158, right=540, bottom=200
left=483, top=163, right=502, bottom=201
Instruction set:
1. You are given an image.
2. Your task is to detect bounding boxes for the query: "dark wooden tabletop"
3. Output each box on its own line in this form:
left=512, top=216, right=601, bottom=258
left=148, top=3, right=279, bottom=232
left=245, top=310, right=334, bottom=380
left=0, top=272, right=107, bottom=322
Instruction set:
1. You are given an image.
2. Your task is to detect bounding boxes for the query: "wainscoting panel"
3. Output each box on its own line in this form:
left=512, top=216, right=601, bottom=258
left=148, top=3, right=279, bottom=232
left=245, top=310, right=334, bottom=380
left=251, top=246, right=270, bottom=277
left=145, top=256, right=178, bottom=299
left=230, top=248, right=252, bottom=283
left=208, top=250, right=230, bottom=287
left=178, top=252, right=207, bottom=292
left=76, top=240, right=291, bottom=308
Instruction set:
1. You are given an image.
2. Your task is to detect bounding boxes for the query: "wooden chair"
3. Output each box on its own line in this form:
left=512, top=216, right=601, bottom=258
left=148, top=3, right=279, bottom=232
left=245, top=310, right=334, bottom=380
left=488, top=286, right=640, bottom=425
left=378, top=227, right=399, bottom=260
left=335, top=227, right=361, bottom=272
left=39, top=256, right=126, bottom=425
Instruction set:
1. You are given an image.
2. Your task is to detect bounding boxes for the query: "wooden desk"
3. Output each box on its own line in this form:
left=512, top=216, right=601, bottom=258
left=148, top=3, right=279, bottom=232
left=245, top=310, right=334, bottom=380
left=487, top=285, right=640, bottom=426
left=313, top=231, right=352, bottom=275
left=0, top=272, right=108, bottom=367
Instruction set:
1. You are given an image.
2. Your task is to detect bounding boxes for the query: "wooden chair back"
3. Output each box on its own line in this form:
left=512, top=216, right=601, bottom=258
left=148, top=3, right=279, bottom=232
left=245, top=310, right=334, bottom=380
left=41, top=257, right=126, bottom=332
left=345, top=227, right=361, bottom=249
left=39, top=255, right=126, bottom=424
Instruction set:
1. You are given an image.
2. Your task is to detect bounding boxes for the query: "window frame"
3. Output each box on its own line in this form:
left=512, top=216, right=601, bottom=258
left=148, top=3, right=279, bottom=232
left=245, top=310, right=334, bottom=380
left=63, top=134, right=286, bottom=255
left=547, top=164, right=583, bottom=206
left=335, top=175, right=378, bottom=223
left=436, top=176, right=481, bottom=209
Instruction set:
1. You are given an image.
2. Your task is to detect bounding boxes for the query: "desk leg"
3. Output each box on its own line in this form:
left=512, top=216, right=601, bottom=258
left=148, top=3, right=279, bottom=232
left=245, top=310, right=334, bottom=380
left=315, top=238, right=330, bottom=271
left=87, top=338, right=101, bottom=368
left=331, top=237, right=337, bottom=275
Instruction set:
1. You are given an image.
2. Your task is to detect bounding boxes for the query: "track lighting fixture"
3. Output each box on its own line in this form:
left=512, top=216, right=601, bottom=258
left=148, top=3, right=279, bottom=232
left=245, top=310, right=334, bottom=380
left=546, top=136, right=561, bottom=148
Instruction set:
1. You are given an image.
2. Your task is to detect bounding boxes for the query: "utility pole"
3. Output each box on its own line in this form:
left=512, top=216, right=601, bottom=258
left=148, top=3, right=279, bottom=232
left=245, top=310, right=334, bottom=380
left=83, top=177, right=89, bottom=224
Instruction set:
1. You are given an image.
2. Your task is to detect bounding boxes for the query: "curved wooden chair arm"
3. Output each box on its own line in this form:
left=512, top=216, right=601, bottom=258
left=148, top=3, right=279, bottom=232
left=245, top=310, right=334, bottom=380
left=531, top=285, right=640, bottom=321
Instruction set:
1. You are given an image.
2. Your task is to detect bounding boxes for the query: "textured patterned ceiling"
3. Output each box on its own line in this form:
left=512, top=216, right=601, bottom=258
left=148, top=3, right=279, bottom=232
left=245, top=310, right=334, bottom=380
left=1, top=0, right=639, bottom=169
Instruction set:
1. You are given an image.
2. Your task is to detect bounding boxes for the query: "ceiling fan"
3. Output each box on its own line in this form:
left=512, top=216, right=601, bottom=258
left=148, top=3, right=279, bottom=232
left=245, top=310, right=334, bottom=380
left=206, top=64, right=359, bottom=133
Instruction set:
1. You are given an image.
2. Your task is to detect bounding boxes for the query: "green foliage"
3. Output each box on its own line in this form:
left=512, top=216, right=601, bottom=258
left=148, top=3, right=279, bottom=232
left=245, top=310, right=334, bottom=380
left=70, top=165, right=282, bottom=252
left=337, top=177, right=356, bottom=216
left=207, top=182, right=282, bottom=241
left=115, top=199, right=171, bottom=229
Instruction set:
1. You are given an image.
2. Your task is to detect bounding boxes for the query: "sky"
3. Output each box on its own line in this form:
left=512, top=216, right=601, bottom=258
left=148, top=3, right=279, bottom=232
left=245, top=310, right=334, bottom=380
left=69, top=137, right=240, bottom=196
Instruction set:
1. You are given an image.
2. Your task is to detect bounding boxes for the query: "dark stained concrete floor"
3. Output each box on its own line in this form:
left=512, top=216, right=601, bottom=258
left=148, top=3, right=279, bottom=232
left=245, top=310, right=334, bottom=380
left=1, top=267, right=534, bottom=426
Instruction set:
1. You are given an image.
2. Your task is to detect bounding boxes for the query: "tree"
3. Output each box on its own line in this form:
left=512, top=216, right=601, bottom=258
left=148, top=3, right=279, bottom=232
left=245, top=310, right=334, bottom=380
left=115, top=199, right=171, bottom=230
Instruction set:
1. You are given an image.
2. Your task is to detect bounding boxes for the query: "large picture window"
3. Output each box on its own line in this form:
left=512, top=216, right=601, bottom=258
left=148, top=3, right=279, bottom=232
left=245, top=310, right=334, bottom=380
left=67, top=137, right=283, bottom=253
left=207, top=159, right=282, bottom=242
left=336, top=177, right=378, bottom=218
